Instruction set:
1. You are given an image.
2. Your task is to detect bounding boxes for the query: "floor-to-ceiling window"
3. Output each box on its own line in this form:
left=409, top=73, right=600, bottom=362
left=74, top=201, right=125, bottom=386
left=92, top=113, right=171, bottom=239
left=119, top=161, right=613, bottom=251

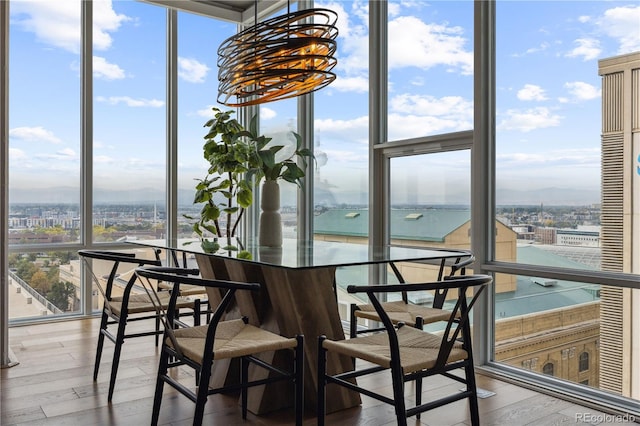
left=176, top=10, right=234, bottom=242
left=8, top=0, right=83, bottom=320
left=313, top=0, right=370, bottom=216
left=384, top=0, right=474, bottom=259
left=489, top=0, right=639, bottom=409
left=93, top=1, right=166, bottom=245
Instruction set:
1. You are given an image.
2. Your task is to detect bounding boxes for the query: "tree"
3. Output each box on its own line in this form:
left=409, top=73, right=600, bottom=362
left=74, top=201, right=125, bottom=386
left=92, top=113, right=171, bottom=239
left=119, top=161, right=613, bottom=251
left=46, top=265, right=60, bottom=283
left=16, top=260, right=38, bottom=282
left=48, top=281, right=76, bottom=311
left=31, top=270, right=51, bottom=293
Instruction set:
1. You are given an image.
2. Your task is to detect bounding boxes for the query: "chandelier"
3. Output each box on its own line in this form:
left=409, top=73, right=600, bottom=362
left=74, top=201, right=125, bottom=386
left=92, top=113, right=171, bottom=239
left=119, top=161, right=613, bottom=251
left=217, top=4, right=338, bottom=107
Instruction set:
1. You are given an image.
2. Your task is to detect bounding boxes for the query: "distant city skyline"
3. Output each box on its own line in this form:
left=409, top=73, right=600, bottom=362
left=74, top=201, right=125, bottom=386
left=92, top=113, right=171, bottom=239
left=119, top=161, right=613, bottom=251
left=7, top=183, right=601, bottom=207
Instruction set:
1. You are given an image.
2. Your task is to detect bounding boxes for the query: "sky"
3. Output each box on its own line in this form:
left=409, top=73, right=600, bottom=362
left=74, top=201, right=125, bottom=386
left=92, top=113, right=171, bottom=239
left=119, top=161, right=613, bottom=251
left=7, top=0, right=640, bottom=206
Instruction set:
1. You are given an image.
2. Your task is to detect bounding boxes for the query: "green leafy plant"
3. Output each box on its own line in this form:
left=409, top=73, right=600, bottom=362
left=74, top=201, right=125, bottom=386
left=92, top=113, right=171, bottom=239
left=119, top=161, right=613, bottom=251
left=184, top=107, right=256, bottom=257
left=184, top=108, right=313, bottom=255
left=240, top=117, right=314, bottom=187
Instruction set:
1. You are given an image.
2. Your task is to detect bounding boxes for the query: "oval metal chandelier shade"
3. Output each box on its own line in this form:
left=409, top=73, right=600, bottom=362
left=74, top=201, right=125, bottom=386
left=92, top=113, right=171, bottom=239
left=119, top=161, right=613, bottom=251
left=217, top=7, right=338, bottom=107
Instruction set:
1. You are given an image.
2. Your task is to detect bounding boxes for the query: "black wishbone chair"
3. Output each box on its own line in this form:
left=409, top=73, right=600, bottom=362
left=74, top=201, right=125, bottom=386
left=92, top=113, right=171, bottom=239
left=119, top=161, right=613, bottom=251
left=78, top=249, right=196, bottom=402
left=154, top=248, right=210, bottom=326
left=349, top=254, right=475, bottom=338
left=135, top=266, right=304, bottom=426
left=318, top=274, right=492, bottom=426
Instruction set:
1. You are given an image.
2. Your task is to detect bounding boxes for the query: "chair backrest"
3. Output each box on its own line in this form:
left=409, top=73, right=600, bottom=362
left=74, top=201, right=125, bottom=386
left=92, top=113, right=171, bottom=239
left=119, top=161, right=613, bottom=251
left=390, top=253, right=475, bottom=306
left=347, top=274, right=492, bottom=370
left=432, top=254, right=476, bottom=308
left=134, top=266, right=261, bottom=359
left=78, top=249, right=162, bottom=311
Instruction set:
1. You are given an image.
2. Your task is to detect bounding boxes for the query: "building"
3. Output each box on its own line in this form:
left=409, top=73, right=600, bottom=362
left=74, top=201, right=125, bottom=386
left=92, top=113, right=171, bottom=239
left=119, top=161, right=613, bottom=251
left=598, top=52, right=640, bottom=399
left=556, top=228, right=600, bottom=248
left=315, top=208, right=518, bottom=293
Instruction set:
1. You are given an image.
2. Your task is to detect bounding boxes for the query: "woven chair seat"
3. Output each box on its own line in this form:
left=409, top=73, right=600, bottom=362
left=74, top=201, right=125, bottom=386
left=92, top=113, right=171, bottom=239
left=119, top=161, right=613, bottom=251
left=354, top=300, right=453, bottom=327
left=109, top=292, right=193, bottom=316
left=323, top=325, right=467, bottom=374
left=168, top=318, right=299, bottom=362
left=158, top=282, right=207, bottom=297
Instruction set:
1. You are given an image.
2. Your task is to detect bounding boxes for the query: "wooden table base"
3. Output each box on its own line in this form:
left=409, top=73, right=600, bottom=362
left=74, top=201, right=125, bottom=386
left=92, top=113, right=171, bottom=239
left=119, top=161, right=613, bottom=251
left=196, top=254, right=361, bottom=415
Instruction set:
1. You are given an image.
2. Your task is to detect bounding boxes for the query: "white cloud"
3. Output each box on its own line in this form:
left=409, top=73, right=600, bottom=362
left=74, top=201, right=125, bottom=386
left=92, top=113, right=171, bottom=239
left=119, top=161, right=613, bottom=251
left=320, top=1, right=472, bottom=90
left=320, top=1, right=368, bottom=78
left=517, top=84, right=548, bottom=101
left=322, top=148, right=368, bottom=164
left=178, top=57, right=210, bottom=83
left=94, top=155, right=113, bottom=163
left=315, top=116, right=369, bottom=145
left=58, top=147, right=76, bottom=157
left=196, top=105, right=217, bottom=118
left=93, top=56, right=125, bottom=80
left=511, top=42, right=551, bottom=58
left=9, top=126, right=62, bottom=144
left=96, top=96, right=164, bottom=108
left=410, top=76, right=425, bottom=87
left=330, top=76, right=369, bottom=93
left=498, top=107, right=562, bottom=132
left=498, top=147, right=600, bottom=166
left=93, top=0, right=132, bottom=51
left=37, top=148, right=77, bottom=161
left=260, top=107, right=277, bottom=120
left=9, top=148, right=27, bottom=161
left=10, top=0, right=129, bottom=54
left=564, top=81, right=601, bottom=101
left=390, top=94, right=473, bottom=118
left=596, top=6, right=640, bottom=54
left=314, top=93, right=473, bottom=142
left=389, top=113, right=472, bottom=141
left=565, top=38, right=601, bottom=61
left=388, top=16, right=473, bottom=74
left=315, top=116, right=368, bottom=133
left=320, top=1, right=356, bottom=39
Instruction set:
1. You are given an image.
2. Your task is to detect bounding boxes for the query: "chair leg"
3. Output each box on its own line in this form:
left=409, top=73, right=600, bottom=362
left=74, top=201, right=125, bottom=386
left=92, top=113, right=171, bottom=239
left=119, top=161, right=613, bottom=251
left=317, top=336, right=327, bottom=426
left=107, top=316, right=127, bottom=402
left=415, top=316, right=424, bottom=419
left=193, top=359, right=212, bottom=426
left=194, top=299, right=201, bottom=326
left=93, top=311, right=109, bottom=381
left=241, top=356, right=249, bottom=420
left=390, top=364, right=407, bottom=426
left=464, top=360, right=480, bottom=426
left=155, top=314, right=160, bottom=346
left=151, top=349, right=169, bottom=426
left=349, top=304, right=358, bottom=338
left=295, top=335, right=304, bottom=426
left=415, top=373, right=422, bottom=418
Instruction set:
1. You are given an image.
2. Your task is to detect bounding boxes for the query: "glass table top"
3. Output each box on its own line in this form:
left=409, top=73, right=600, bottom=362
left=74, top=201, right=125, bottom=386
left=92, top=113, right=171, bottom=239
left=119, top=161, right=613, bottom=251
left=129, top=238, right=472, bottom=270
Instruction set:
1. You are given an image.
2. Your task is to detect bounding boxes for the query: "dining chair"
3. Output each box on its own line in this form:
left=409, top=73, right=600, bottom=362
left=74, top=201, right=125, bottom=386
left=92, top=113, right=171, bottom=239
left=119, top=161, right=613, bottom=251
left=135, top=266, right=304, bottom=426
left=349, top=254, right=475, bottom=338
left=318, top=274, right=492, bottom=426
left=78, top=249, right=196, bottom=402
left=154, top=247, right=210, bottom=325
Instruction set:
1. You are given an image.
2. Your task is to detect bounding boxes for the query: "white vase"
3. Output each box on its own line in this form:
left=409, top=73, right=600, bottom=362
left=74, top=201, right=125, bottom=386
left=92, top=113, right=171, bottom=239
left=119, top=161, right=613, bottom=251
left=259, top=180, right=283, bottom=247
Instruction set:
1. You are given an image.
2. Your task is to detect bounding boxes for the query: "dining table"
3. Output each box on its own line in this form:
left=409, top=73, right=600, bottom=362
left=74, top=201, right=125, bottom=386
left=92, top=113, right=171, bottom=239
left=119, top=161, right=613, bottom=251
left=130, top=237, right=473, bottom=416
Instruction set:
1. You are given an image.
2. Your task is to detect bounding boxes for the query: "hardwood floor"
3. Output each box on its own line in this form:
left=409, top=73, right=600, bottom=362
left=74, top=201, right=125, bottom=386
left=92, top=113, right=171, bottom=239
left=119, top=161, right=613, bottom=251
left=1, top=318, right=634, bottom=426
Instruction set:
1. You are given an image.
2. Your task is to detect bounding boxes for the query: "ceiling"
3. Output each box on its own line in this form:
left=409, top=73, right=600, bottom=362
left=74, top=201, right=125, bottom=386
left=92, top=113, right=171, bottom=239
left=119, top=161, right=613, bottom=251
left=140, top=0, right=290, bottom=24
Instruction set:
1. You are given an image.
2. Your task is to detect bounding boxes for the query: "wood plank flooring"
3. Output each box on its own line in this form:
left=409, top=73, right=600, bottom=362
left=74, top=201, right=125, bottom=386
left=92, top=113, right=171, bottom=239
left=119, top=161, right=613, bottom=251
left=1, top=318, right=634, bottom=426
